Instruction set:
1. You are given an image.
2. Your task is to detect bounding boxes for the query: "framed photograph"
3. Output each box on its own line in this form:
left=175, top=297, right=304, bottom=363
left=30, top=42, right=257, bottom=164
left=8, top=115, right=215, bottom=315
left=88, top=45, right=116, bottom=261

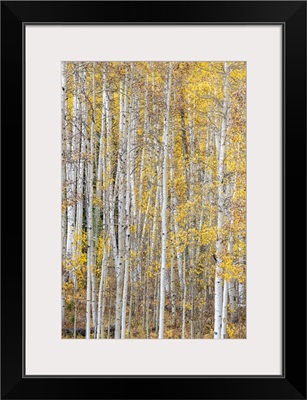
left=1, top=1, right=306, bottom=399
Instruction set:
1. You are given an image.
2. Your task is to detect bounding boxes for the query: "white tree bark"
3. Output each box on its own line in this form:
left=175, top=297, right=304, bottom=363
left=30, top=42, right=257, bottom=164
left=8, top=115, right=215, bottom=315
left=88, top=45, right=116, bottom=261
left=188, top=94, right=196, bottom=339
left=228, top=210, right=238, bottom=323
left=115, top=76, right=128, bottom=339
left=61, top=63, right=68, bottom=329
left=66, top=64, right=78, bottom=280
left=238, top=282, right=245, bottom=306
left=86, top=181, right=92, bottom=340
left=75, top=80, right=86, bottom=262
left=121, top=74, right=133, bottom=338
left=127, top=271, right=134, bottom=338
left=96, top=68, right=108, bottom=339
left=158, top=63, right=172, bottom=339
left=97, top=242, right=107, bottom=338
left=170, top=246, right=176, bottom=327
left=181, top=253, right=187, bottom=339
left=221, top=280, right=228, bottom=339
left=85, top=63, right=96, bottom=339
left=228, top=279, right=238, bottom=323
left=103, top=70, right=119, bottom=283
left=90, top=63, right=97, bottom=336
left=214, top=62, right=230, bottom=339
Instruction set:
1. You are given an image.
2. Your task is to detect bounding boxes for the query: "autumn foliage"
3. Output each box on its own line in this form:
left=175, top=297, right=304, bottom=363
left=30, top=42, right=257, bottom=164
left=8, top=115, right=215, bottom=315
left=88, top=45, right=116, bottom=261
left=62, top=62, right=246, bottom=339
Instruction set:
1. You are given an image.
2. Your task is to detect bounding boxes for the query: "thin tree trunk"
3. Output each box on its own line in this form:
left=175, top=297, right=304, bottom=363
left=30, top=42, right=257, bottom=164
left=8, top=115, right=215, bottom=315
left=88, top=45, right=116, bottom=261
left=107, top=296, right=112, bottom=339
left=188, top=94, right=196, bottom=339
left=61, top=63, right=68, bottom=330
left=90, top=63, right=97, bottom=337
left=155, top=275, right=159, bottom=334
left=182, top=253, right=187, bottom=339
left=145, top=271, right=150, bottom=338
left=214, top=62, right=230, bottom=339
left=128, top=270, right=134, bottom=338
left=221, top=280, right=228, bottom=338
left=85, top=64, right=96, bottom=339
left=100, top=263, right=108, bottom=339
left=66, top=64, right=78, bottom=281
left=170, top=246, right=176, bottom=327
left=121, top=73, right=133, bottom=339
left=115, top=77, right=128, bottom=339
left=158, top=63, right=172, bottom=339
left=97, top=243, right=107, bottom=338
left=229, top=279, right=238, bottom=323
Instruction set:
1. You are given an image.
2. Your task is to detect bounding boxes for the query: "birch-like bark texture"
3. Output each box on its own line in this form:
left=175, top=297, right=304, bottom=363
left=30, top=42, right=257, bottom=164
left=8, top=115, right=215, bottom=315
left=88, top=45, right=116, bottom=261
left=221, top=279, right=228, bottom=339
left=62, top=61, right=246, bottom=339
left=121, top=68, right=134, bottom=338
left=214, top=62, right=230, bottom=340
left=158, top=62, right=172, bottom=339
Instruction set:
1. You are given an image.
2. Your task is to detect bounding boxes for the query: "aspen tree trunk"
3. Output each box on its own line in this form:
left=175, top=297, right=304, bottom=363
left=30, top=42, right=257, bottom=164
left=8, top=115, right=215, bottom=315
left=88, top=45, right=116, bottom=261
left=188, top=94, right=196, bottom=339
left=170, top=246, right=176, bottom=327
left=100, top=258, right=109, bottom=339
left=115, top=76, right=128, bottom=339
left=96, top=69, right=109, bottom=339
left=134, top=82, right=149, bottom=296
left=169, top=118, right=178, bottom=324
left=214, top=62, right=230, bottom=339
left=145, top=269, right=150, bottom=338
left=100, top=119, right=109, bottom=339
left=221, top=280, right=228, bottom=338
left=228, top=225, right=238, bottom=324
left=85, top=64, right=96, bottom=339
left=150, top=174, right=160, bottom=261
left=103, top=70, right=119, bottom=280
left=121, top=73, right=134, bottom=338
left=95, top=68, right=106, bottom=240
left=72, top=68, right=83, bottom=338
left=150, top=166, right=160, bottom=335
left=97, top=243, right=108, bottom=338
left=107, top=296, right=112, bottom=339
left=158, top=63, right=172, bottom=339
left=155, top=275, right=159, bottom=334
left=86, top=172, right=92, bottom=339
left=129, top=96, right=138, bottom=223
left=137, top=76, right=148, bottom=228
left=222, top=167, right=238, bottom=335
left=61, top=63, right=68, bottom=329
left=96, top=265, right=104, bottom=339
left=172, top=198, right=183, bottom=287
left=142, top=274, right=147, bottom=332
left=61, top=296, right=65, bottom=329
left=134, top=291, right=139, bottom=329
left=221, top=181, right=234, bottom=339
left=229, top=279, right=238, bottom=323
left=128, top=271, right=134, bottom=338
left=214, top=93, right=221, bottom=160
left=90, top=63, right=97, bottom=336
left=170, top=121, right=183, bottom=289
left=196, top=131, right=211, bottom=268
left=66, top=65, right=78, bottom=280
left=109, top=188, right=118, bottom=275
left=238, top=282, right=245, bottom=306
left=182, top=253, right=187, bottom=339
left=75, top=81, right=86, bottom=262
left=130, top=88, right=146, bottom=288
left=138, top=197, right=151, bottom=259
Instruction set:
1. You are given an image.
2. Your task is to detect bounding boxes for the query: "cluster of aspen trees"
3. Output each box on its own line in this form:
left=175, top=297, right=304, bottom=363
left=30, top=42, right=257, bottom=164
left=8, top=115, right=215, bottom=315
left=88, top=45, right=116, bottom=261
left=62, top=61, right=246, bottom=339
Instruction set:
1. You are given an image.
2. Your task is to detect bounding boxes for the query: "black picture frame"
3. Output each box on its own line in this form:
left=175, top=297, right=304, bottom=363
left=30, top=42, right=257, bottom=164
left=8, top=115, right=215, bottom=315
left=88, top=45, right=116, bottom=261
left=1, top=1, right=306, bottom=399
